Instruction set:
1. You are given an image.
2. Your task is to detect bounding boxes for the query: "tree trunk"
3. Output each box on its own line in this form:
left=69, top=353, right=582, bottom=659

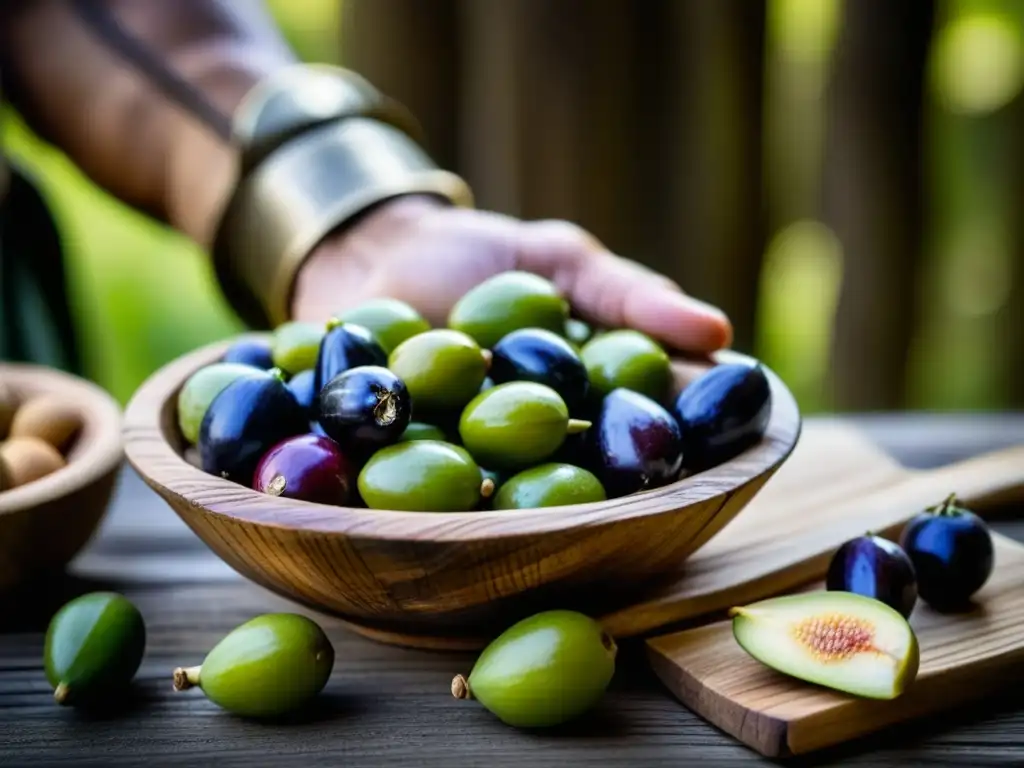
left=822, top=0, right=936, bottom=411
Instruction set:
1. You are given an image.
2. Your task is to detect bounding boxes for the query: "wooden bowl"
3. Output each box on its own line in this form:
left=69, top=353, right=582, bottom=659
left=0, top=364, right=124, bottom=593
left=123, top=335, right=800, bottom=646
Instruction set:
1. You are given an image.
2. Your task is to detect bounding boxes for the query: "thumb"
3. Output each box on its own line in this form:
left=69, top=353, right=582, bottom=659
left=516, top=220, right=733, bottom=353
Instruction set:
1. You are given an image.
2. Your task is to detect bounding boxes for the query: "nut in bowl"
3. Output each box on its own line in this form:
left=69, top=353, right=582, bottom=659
left=0, top=364, right=124, bottom=593
left=122, top=272, right=801, bottom=648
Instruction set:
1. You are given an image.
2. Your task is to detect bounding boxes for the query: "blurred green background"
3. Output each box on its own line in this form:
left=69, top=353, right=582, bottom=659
left=2, top=0, right=1020, bottom=412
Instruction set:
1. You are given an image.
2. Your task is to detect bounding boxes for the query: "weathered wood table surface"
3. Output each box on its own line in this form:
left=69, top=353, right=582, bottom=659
left=2, top=414, right=1023, bottom=767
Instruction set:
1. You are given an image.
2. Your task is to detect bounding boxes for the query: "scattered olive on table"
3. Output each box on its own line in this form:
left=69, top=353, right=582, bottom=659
left=171, top=274, right=776, bottom=512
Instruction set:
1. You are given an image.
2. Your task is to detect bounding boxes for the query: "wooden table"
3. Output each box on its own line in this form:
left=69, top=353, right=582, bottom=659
left=2, top=414, right=1023, bottom=767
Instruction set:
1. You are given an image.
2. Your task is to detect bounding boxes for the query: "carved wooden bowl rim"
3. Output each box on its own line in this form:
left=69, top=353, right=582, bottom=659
left=0, top=363, right=124, bottom=516
left=123, top=334, right=801, bottom=542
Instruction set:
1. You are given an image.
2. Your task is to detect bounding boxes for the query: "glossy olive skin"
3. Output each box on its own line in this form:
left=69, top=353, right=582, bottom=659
left=313, top=321, right=388, bottom=393
left=177, top=362, right=260, bottom=444
left=592, top=388, right=683, bottom=498
left=181, top=613, right=334, bottom=719
left=198, top=369, right=308, bottom=486
left=388, top=329, right=489, bottom=414
left=458, top=382, right=590, bottom=471
left=222, top=338, right=274, bottom=369
left=673, top=363, right=772, bottom=471
left=285, top=369, right=317, bottom=416
left=448, top=271, right=569, bottom=349
left=899, top=494, right=994, bottom=611
left=317, top=366, right=411, bottom=456
left=494, top=463, right=606, bottom=510
left=271, top=321, right=324, bottom=374
left=455, top=610, right=617, bottom=728
left=490, top=328, right=590, bottom=415
left=826, top=534, right=918, bottom=618
left=357, top=440, right=484, bottom=511
left=580, top=329, right=672, bottom=402
left=336, top=298, right=430, bottom=354
left=399, top=421, right=448, bottom=442
left=253, top=434, right=354, bottom=506
left=44, top=592, right=146, bottom=706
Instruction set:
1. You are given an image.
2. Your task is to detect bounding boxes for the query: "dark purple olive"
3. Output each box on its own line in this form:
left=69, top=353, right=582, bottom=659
left=222, top=338, right=274, bottom=369
left=198, top=368, right=308, bottom=486
left=317, top=365, right=411, bottom=455
left=313, top=320, right=388, bottom=393
left=489, top=328, right=590, bottom=414
left=826, top=533, right=918, bottom=618
left=899, top=493, right=994, bottom=612
left=673, top=362, right=771, bottom=471
left=253, top=433, right=355, bottom=506
left=591, top=388, right=683, bottom=498
left=286, top=369, right=317, bottom=415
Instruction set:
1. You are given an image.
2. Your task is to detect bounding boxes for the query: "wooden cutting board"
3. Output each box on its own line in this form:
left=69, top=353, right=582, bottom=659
left=598, top=419, right=1024, bottom=637
left=646, top=533, right=1024, bottom=757
left=631, top=421, right=1024, bottom=758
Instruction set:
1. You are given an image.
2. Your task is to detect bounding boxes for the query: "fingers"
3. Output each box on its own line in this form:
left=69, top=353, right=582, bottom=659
left=516, top=220, right=733, bottom=353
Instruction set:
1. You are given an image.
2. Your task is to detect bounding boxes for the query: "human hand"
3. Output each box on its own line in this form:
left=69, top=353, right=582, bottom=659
left=290, top=196, right=732, bottom=354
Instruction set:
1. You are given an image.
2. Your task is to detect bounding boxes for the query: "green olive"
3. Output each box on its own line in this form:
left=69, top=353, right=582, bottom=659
left=357, top=440, right=485, bottom=511
left=564, top=318, right=594, bottom=347
left=398, top=421, right=448, bottom=442
left=448, top=271, right=569, bottom=349
left=580, top=329, right=672, bottom=402
left=388, top=329, right=490, bottom=413
left=458, top=382, right=591, bottom=471
left=452, top=610, right=617, bottom=728
left=336, top=298, right=430, bottom=354
left=271, top=321, right=325, bottom=374
left=494, top=463, right=606, bottom=510
left=173, top=613, right=334, bottom=719
left=44, top=592, right=146, bottom=706
left=177, top=362, right=260, bottom=444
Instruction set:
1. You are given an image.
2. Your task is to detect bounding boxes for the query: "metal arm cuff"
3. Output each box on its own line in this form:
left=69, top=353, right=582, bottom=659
left=230, top=63, right=426, bottom=173
left=211, top=117, right=474, bottom=329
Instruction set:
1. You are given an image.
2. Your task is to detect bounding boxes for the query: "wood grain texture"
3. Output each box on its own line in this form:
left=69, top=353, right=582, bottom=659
left=0, top=364, right=124, bottom=593
left=2, top=414, right=1022, bottom=767
left=599, top=419, right=1024, bottom=638
left=121, top=336, right=800, bottom=642
left=647, top=533, right=1024, bottom=758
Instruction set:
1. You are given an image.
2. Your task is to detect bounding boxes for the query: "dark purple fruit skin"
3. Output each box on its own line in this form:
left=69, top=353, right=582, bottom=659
left=198, top=370, right=308, bottom=487
left=317, top=365, right=411, bottom=455
left=222, top=338, right=274, bottom=369
left=490, top=328, right=590, bottom=414
left=286, top=369, right=317, bottom=415
left=592, top=388, right=683, bottom=498
left=899, top=495, right=994, bottom=612
left=826, top=534, right=918, bottom=618
left=313, top=322, right=387, bottom=393
left=253, top=433, right=354, bottom=506
left=673, top=362, right=771, bottom=471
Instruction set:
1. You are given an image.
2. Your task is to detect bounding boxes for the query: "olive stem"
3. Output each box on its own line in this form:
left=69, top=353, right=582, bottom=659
left=173, top=666, right=202, bottom=691
left=935, top=492, right=960, bottom=517
left=325, top=316, right=343, bottom=332
left=480, top=478, right=496, bottom=499
left=451, top=674, right=472, bottom=700
left=481, top=349, right=493, bottom=371
left=566, top=419, right=592, bottom=434
left=268, top=367, right=287, bottom=382
left=53, top=683, right=70, bottom=705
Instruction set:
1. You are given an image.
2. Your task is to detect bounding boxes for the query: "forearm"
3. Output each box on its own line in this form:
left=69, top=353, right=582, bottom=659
left=0, top=0, right=296, bottom=248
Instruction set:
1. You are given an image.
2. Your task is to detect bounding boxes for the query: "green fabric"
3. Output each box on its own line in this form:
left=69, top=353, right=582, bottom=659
left=0, top=162, right=83, bottom=376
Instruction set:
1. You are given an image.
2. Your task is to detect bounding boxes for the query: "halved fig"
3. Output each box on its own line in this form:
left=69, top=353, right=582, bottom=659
left=728, top=591, right=920, bottom=700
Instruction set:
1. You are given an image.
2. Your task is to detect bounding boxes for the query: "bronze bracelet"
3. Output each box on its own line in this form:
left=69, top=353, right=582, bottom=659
left=211, top=117, right=473, bottom=330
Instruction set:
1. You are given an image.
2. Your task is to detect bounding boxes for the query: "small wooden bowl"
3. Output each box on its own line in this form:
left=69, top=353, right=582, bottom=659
left=0, top=364, right=124, bottom=593
left=123, top=336, right=800, bottom=647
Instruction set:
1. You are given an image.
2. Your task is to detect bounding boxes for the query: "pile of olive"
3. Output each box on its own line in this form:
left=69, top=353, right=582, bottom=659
left=0, top=382, right=82, bottom=493
left=176, top=271, right=773, bottom=512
